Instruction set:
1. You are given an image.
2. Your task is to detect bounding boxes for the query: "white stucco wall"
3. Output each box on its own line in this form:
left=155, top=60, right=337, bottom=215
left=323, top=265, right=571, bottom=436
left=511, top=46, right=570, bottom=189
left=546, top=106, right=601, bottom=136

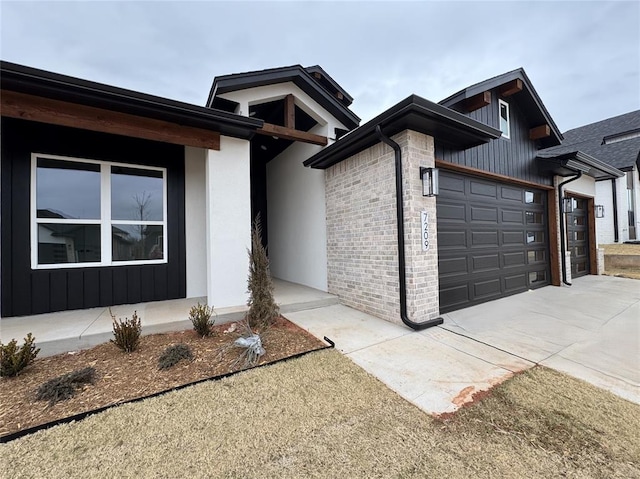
left=184, top=146, right=207, bottom=298
left=219, top=81, right=350, bottom=292
left=266, top=135, right=328, bottom=291
left=563, top=174, right=596, bottom=199
left=205, top=137, right=251, bottom=308
left=595, top=178, right=627, bottom=244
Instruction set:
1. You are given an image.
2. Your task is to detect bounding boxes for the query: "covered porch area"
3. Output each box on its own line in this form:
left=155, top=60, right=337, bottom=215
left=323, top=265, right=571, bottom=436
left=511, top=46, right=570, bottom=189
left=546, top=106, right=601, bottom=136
left=0, top=279, right=338, bottom=357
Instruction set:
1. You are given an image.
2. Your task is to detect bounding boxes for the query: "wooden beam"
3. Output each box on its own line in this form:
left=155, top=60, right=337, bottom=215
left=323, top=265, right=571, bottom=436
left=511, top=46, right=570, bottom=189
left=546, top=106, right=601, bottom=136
left=284, top=94, right=295, bottom=129
left=257, top=123, right=327, bottom=146
left=529, top=124, right=551, bottom=140
left=463, top=91, right=491, bottom=112
left=435, top=159, right=554, bottom=190
left=499, top=79, right=523, bottom=97
left=1, top=90, right=220, bottom=150
left=335, top=91, right=344, bottom=101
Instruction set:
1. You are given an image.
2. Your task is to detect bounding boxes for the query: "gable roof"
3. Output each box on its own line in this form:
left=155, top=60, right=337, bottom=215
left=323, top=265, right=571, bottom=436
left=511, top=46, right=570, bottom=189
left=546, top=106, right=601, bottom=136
left=440, top=68, right=563, bottom=146
left=547, top=110, right=640, bottom=171
left=1, top=61, right=263, bottom=140
left=304, top=94, right=500, bottom=169
left=207, top=65, right=360, bottom=130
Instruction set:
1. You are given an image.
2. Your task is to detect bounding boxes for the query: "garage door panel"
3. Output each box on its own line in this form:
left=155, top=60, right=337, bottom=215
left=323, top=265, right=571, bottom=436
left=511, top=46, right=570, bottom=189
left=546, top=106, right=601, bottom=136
left=472, top=254, right=500, bottom=272
left=471, top=231, right=499, bottom=247
left=503, top=251, right=526, bottom=267
left=471, top=206, right=498, bottom=222
left=504, top=273, right=527, bottom=292
left=437, top=202, right=466, bottom=222
left=502, top=230, right=525, bottom=245
left=439, top=284, right=469, bottom=310
left=438, top=256, right=468, bottom=276
left=501, top=186, right=523, bottom=202
left=437, top=170, right=550, bottom=313
left=470, top=180, right=497, bottom=198
left=438, top=230, right=467, bottom=249
left=473, top=278, right=502, bottom=299
left=440, top=175, right=465, bottom=194
left=502, top=210, right=524, bottom=224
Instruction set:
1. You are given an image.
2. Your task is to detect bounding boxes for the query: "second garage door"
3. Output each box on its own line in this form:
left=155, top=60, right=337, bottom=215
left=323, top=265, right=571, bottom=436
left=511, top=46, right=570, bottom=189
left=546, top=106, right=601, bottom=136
left=437, top=170, right=551, bottom=313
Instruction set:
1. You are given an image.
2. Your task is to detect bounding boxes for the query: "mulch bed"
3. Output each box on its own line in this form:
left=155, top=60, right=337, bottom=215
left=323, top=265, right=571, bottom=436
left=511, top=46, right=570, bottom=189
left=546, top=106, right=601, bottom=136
left=0, top=316, right=326, bottom=438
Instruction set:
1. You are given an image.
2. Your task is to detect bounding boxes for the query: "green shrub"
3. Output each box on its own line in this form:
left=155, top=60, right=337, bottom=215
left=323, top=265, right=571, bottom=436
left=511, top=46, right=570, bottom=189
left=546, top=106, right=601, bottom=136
left=189, top=302, right=215, bottom=337
left=110, top=309, right=141, bottom=352
left=36, top=367, right=96, bottom=405
left=158, top=343, right=193, bottom=370
left=246, top=214, right=279, bottom=329
left=0, top=333, right=40, bottom=377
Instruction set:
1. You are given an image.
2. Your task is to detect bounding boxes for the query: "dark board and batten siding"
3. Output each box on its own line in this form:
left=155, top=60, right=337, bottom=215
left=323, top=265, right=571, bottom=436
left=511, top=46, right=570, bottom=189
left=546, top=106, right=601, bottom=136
left=1, top=118, right=186, bottom=317
left=436, top=92, right=552, bottom=186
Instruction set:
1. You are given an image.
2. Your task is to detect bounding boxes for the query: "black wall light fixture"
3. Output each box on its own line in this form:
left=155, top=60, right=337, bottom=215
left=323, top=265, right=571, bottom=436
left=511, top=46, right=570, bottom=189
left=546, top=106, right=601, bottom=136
left=420, top=167, right=439, bottom=197
left=562, top=197, right=573, bottom=213
left=595, top=205, right=605, bottom=218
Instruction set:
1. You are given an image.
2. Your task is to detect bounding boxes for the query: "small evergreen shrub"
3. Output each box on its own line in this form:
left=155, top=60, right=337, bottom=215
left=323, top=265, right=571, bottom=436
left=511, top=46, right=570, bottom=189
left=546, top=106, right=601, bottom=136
left=110, top=309, right=142, bottom=352
left=189, top=302, right=215, bottom=337
left=246, top=214, right=279, bottom=329
left=36, top=367, right=96, bottom=405
left=158, top=343, right=193, bottom=370
left=0, top=333, right=40, bottom=377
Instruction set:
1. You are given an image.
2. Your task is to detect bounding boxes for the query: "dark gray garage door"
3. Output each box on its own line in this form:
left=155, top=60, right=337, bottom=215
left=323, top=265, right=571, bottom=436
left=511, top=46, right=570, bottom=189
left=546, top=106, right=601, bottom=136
left=437, top=170, right=551, bottom=313
left=566, top=196, right=590, bottom=278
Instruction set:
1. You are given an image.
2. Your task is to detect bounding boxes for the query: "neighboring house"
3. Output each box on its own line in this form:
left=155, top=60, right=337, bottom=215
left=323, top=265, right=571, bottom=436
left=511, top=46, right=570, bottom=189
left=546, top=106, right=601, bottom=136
left=541, top=111, right=640, bottom=245
left=0, top=62, right=625, bottom=330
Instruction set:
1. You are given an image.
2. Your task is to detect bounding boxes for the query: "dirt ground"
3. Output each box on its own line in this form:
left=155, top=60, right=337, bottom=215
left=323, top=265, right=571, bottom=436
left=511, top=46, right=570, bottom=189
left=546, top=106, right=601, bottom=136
left=1, top=350, right=638, bottom=478
left=0, top=316, right=326, bottom=438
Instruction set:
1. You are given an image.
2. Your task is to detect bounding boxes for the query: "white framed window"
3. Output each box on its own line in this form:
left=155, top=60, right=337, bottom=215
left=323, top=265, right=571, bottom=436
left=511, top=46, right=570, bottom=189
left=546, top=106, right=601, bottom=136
left=31, top=153, right=168, bottom=269
left=499, top=99, right=510, bottom=139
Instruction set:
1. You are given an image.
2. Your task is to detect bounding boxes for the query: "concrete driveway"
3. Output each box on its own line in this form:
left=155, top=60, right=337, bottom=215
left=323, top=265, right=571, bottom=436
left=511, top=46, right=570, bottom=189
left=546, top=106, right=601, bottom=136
left=287, top=275, right=639, bottom=415
left=442, top=275, right=639, bottom=404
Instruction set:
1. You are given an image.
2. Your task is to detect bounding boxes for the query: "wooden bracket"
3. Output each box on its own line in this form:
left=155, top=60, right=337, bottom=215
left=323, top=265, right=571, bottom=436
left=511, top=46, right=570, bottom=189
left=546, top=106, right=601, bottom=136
left=529, top=124, right=551, bottom=140
left=499, top=79, right=523, bottom=97
left=463, top=91, right=491, bottom=112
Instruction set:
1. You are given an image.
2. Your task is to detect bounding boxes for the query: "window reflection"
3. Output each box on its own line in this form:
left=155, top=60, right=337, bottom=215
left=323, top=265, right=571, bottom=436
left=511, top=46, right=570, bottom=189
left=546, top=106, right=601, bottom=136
left=112, top=225, right=164, bottom=261
left=37, top=159, right=100, bottom=219
left=38, top=224, right=101, bottom=264
left=111, top=167, right=163, bottom=221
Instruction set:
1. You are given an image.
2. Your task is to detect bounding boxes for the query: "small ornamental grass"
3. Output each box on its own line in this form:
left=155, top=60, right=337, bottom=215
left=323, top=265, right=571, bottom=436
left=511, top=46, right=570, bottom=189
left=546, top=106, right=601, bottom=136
left=158, top=344, right=194, bottom=370
left=110, top=309, right=142, bottom=353
left=189, top=302, right=215, bottom=337
left=0, top=333, right=40, bottom=377
left=36, top=367, right=97, bottom=406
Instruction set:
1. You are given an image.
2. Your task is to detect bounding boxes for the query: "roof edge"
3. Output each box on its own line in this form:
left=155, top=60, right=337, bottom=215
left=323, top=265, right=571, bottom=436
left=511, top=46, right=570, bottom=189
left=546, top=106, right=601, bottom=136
left=304, top=94, right=501, bottom=169
left=1, top=60, right=263, bottom=140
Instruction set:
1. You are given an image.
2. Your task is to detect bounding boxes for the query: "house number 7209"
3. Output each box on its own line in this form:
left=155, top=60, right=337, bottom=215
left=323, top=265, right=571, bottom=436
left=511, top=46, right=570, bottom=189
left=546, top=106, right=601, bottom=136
left=421, top=211, right=429, bottom=251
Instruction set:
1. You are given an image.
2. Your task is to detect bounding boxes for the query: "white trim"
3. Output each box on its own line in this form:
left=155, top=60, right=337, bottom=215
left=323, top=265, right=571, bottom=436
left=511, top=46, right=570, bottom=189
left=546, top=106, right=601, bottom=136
left=498, top=99, right=511, bottom=139
left=31, top=153, right=168, bottom=269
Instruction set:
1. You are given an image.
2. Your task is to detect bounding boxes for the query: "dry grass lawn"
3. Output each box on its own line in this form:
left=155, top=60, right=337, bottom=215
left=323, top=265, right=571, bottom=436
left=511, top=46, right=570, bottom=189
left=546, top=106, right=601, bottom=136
left=1, top=349, right=639, bottom=478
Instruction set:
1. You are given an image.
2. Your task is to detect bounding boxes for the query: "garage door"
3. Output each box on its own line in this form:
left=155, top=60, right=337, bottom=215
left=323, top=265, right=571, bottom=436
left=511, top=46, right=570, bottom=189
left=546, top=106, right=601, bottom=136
left=437, top=170, right=551, bottom=313
left=566, top=196, right=590, bottom=278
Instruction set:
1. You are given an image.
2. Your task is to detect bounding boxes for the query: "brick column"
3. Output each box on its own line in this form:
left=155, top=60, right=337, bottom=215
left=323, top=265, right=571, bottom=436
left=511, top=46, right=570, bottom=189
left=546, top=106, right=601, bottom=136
left=325, top=129, right=440, bottom=325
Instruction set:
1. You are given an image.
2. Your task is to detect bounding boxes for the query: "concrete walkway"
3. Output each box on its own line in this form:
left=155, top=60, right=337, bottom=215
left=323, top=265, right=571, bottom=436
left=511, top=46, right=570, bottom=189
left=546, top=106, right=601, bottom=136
left=0, top=279, right=339, bottom=357
left=287, top=275, right=639, bottom=414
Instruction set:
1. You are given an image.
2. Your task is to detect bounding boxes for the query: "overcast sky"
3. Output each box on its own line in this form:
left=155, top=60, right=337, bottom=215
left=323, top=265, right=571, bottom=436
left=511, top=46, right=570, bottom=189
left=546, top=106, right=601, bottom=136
left=1, top=1, right=638, bottom=132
